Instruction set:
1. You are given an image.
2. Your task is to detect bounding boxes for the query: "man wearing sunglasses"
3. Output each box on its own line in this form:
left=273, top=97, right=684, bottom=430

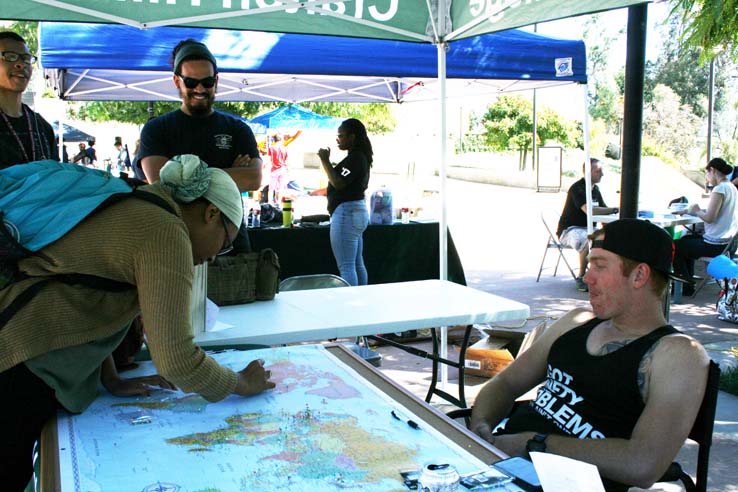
left=0, top=31, right=58, bottom=169
left=138, top=39, right=262, bottom=193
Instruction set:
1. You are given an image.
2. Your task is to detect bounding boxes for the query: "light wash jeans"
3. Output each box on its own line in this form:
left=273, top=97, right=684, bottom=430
left=330, top=199, right=369, bottom=286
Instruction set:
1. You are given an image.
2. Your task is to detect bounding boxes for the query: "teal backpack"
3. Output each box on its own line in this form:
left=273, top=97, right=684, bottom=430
left=0, top=160, right=175, bottom=328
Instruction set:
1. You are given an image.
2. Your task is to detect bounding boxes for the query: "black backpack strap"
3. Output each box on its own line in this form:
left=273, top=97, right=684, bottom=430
left=0, top=274, right=134, bottom=331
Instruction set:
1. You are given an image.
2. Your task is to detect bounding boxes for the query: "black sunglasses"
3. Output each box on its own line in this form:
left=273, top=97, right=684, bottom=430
left=179, top=75, right=217, bottom=89
left=218, top=214, right=235, bottom=256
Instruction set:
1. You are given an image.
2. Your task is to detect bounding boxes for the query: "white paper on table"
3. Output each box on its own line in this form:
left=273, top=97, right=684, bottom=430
left=205, top=298, right=220, bottom=332
left=530, top=452, right=606, bottom=492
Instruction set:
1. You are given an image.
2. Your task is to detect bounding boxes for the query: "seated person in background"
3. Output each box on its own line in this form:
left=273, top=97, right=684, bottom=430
left=470, top=219, right=708, bottom=492
left=557, top=158, right=619, bottom=292
left=0, top=155, right=275, bottom=491
left=673, top=157, right=738, bottom=295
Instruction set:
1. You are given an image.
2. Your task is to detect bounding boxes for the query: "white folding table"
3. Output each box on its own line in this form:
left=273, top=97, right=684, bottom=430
left=196, top=279, right=530, bottom=407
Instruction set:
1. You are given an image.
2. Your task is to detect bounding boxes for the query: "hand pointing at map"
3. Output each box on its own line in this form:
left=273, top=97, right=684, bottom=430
left=234, top=359, right=276, bottom=396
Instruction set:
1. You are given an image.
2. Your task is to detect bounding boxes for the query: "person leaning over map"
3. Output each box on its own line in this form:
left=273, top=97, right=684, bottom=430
left=470, top=219, right=709, bottom=492
left=0, top=155, right=275, bottom=492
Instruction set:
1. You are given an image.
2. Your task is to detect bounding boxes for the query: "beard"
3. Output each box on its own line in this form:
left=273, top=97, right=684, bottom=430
left=181, top=88, right=215, bottom=117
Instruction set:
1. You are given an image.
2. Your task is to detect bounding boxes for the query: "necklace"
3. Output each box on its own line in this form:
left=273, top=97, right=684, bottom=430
left=0, top=105, right=39, bottom=162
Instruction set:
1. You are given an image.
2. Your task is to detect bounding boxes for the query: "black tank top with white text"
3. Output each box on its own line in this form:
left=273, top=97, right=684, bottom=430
left=502, top=317, right=678, bottom=439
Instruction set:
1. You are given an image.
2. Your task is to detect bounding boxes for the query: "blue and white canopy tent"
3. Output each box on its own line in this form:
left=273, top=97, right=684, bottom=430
left=246, top=105, right=345, bottom=134
left=40, top=22, right=586, bottom=104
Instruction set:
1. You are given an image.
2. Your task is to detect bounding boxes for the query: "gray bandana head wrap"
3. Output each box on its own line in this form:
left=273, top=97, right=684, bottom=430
left=173, top=41, right=218, bottom=74
left=160, top=154, right=243, bottom=226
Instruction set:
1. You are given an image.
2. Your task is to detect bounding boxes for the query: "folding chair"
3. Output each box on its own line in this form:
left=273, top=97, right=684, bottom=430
left=279, top=273, right=350, bottom=291
left=536, top=213, right=578, bottom=282
left=279, top=274, right=381, bottom=366
left=445, top=360, right=721, bottom=492
left=692, top=234, right=738, bottom=297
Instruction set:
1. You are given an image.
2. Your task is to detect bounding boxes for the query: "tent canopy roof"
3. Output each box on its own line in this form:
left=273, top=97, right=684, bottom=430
left=7, top=0, right=644, bottom=43
left=40, top=22, right=586, bottom=103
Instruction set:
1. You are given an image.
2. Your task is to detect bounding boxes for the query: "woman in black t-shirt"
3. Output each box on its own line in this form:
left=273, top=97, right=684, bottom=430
left=318, top=119, right=372, bottom=285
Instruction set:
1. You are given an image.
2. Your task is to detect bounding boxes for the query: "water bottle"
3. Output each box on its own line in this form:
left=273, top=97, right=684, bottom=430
left=282, top=197, right=293, bottom=227
left=253, top=209, right=261, bottom=228
left=401, top=207, right=410, bottom=224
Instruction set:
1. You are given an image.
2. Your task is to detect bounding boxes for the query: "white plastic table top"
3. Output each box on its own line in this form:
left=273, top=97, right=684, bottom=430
left=195, top=279, right=530, bottom=347
left=592, top=212, right=701, bottom=228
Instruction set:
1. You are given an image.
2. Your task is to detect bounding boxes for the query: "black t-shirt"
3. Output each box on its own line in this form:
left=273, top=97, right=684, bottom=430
left=557, top=177, right=607, bottom=236
left=0, top=105, right=58, bottom=169
left=139, top=109, right=258, bottom=169
left=327, top=149, right=370, bottom=214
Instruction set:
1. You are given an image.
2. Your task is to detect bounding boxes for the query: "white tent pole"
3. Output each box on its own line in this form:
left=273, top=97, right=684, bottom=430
left=582, top=84, right=593, bottom=234
left=438, top=39, right=449, bottom=389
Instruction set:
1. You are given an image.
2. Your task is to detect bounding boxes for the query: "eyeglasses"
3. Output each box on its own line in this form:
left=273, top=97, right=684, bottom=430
left=178, top=75, right=217, bottom=89
left=218, top=214, right=235, bottom=256
left=1, top=51, right=37, bottom=65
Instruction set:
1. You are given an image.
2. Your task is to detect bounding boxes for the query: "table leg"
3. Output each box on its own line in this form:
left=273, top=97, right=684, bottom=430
left=366, top=326, right=472, bottom=409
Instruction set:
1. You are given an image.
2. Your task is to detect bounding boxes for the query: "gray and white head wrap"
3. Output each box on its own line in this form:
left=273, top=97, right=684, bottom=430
left=160, top=154, right=243, bottom=226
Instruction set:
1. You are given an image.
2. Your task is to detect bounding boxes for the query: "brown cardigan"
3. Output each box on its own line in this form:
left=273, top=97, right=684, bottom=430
left=0, top=183, right=237, bottom=402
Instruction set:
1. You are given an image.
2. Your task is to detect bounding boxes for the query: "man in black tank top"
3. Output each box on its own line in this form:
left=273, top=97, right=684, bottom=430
left=470, top=219, right=710, bottom=491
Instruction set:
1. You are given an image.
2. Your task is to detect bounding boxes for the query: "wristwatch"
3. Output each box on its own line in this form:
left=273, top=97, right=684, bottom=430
left=525, top=432, right=548, bottom=455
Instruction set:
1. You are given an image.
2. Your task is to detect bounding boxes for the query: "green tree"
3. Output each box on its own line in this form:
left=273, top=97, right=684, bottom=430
left=650, top=21, right=730, bottom=118
left=6, top=21, right=38, bottom=53
left=482, top=95, right=575, bottom=170
left=582, top=14, right=625, bottom=130
left=669, top=0, right=738, bottom=63
left=302, top=102, right=395, bottom=134
left=643, top=84, right=702, bottom=165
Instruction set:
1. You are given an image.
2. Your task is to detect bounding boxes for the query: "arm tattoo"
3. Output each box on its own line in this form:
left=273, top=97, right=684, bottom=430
left=637, top=343, right=659, bottom=401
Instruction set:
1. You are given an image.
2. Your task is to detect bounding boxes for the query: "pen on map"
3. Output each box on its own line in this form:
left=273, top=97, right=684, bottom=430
left=391, top=410, right=419, bottom=429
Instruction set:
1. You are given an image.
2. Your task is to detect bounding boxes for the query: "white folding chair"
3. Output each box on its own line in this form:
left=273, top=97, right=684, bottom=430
left=536, top=213, right=578, bottom=282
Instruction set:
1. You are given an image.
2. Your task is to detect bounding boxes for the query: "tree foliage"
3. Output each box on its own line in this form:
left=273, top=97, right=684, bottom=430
left=650, top=21, right=730, bottom=118
left=669, top=0, right=738, bottom=63
left=643, top=84, right=702, bottom=164
left=6, top=21, right=38, bottom=53
left=70, top=100, right=395, bottom=134
left=482, top=95, right=576, bottom=168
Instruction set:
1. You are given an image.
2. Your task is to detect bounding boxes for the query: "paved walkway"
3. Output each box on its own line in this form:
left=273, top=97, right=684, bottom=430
left=368, top=175, right=738, bottom=492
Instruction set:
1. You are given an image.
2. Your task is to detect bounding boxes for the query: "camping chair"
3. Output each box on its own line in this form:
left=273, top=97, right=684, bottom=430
left=536, top=213, right=578, bottom=282
left=279, top=274, right=381, bottom=366
left=692, top=234, right=738, bottom=297
left=445, top=360, right=721, bottom=492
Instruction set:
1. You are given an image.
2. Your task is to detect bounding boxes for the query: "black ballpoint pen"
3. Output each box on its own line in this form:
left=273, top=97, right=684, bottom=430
left=391, top=410, right=420, bottom=429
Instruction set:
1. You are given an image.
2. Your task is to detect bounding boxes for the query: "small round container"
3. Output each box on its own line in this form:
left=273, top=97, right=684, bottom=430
left=418, top=463, right=460, bottom=492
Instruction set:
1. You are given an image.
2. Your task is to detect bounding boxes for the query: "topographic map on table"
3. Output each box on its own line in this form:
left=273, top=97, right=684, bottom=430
left=57, top=344, right=488, bottom=492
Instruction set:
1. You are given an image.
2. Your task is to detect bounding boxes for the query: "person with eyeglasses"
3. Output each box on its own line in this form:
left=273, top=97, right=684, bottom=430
left=0, top=154, right=275, bottom=491
left=0, top=31, right=58, bottom=169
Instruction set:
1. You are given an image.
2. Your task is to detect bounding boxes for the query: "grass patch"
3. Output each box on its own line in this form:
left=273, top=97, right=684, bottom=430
left=719, top=348, right=738, bottom=397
